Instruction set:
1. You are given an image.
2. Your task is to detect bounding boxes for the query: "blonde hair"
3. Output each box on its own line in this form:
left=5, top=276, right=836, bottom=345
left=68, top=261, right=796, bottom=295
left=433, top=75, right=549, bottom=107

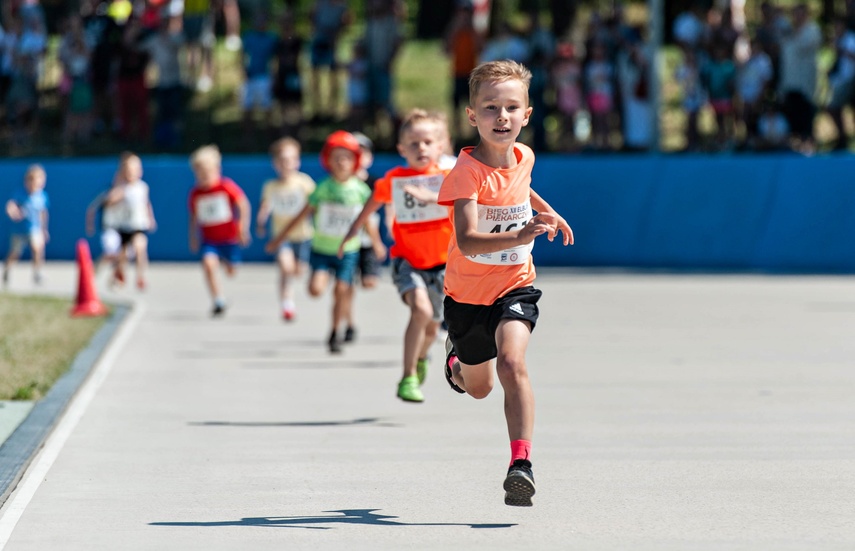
left=269, top=137, right=301, bottom=157
left=398, top=108, right=435, bottom=140
left=189, top=145, right=222, bottom=168
left=468, top=60, right=532, bottom=105
left=118, top=150, right=140, bottom=166
left=25, top=164, right=46, bottom=180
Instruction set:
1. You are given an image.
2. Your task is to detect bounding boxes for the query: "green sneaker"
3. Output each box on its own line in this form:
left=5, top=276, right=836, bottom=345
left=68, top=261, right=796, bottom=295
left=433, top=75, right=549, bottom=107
left=416, top=357, right=429, bottom=385
left=397, top=376, right=424, bottom=403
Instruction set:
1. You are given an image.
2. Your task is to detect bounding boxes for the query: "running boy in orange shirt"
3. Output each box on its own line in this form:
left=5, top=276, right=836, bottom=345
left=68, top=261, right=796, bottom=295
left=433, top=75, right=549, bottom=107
left=438, top=60, right=573, bottom=507
left=339, top=109, right=450, bottom=403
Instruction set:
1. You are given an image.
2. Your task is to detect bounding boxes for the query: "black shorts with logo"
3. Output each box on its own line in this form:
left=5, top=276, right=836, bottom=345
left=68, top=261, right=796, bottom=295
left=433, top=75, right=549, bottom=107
left=443, top=286, right=542, bottom=365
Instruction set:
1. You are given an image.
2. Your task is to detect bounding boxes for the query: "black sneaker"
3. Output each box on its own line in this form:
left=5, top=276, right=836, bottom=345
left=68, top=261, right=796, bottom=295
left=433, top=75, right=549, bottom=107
left=343, top=326, right=356, bottom=343
left=444, top=335, right=465, bottom=394
left=328, top=330, right=343, bottom=354
left=211, top=302, right=226, bottom=317
left=503, top=459, right=536, bottom=507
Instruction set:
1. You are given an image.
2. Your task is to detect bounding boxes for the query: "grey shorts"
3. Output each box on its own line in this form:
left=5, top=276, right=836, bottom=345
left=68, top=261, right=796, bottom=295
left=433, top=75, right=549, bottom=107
left=391, top=258, right=445, bottom=322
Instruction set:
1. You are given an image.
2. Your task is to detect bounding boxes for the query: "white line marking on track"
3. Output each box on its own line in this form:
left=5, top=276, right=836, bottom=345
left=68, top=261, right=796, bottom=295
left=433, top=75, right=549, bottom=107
left=0, top=302, right=145, bottom=549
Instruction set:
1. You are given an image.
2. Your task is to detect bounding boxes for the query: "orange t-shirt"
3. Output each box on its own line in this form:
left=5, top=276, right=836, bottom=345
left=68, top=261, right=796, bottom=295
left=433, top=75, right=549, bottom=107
left=437, top=144, right=537, bottom=306
left=373, top=165, right=452, bottom=270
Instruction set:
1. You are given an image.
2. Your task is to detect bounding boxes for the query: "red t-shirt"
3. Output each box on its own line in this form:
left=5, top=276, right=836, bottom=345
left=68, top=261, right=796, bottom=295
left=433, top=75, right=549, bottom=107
left=188, top=177, right=246, bottom=244
left=373, top=165, right=452, bottom=270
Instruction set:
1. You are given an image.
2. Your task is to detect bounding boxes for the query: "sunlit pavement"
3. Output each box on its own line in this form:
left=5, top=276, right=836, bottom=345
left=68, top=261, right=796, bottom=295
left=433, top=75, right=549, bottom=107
left=1, top=262, right=854, bottom=550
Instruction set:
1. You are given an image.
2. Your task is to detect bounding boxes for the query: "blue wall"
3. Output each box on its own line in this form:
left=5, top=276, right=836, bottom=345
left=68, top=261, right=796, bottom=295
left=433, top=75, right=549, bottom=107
left=2, top=153, right=854, bottom=272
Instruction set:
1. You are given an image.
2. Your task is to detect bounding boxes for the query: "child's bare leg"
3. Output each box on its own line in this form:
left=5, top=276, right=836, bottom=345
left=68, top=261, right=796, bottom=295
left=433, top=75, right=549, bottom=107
left=333, top=280, right=351, bottom=333
left=308, top=270, right=329, bottom=297
left=30, top=235, right=45, bottom=282
left=3, top=239, right=22, bottom=283
left=402, top=288, right=433, bottom=378
left=494, top=319, right=535, bottom=442
left=132, top=233, right=148, bottom=287
left=201, top=254, right=221, bottom=300
left=277, top=247, right=296, bottom=304
left=421, top=320, right=439, bottom=356
left=453, top=358, right=494, bottom=400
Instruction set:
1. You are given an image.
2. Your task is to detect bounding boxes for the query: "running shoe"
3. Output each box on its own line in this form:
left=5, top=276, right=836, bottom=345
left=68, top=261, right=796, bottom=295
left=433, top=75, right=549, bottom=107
left=114, top=265, right=125, bottom=284
left=136, top=278, right=146, bottom=291
left=503, top=459, right=536, bottom=507
left=328, top=330, right=343, bottom=354
left=1, top=269, right=7, bottom=286
left=211, top=301, right=227, bottom=317
left=282, top=307, right=296, bottom=321
left=344, top=326, right=356, bottom=343
left=397, top=376, right=424, bottom=403
left=444, top=336, right=465, bottom=394
left=416, top=357, right=429, bottom=385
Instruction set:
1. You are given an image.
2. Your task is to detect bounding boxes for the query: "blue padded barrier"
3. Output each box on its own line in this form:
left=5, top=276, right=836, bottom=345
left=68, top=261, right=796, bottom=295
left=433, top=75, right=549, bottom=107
left=1, top=153, right=854, bottom=272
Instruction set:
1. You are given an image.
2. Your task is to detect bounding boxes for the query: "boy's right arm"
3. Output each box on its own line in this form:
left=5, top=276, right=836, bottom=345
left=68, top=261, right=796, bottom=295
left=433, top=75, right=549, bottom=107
left=255, top=199, right=270, bottom=238
left=5, top=199, right=21, bottom=221
left=336, top=197, right=383, bottom=258
left=188, top=213, right=199, bottom=253
left=265, top=204, right=313, bottom=254
left=453, top=198, right=555, bottom=257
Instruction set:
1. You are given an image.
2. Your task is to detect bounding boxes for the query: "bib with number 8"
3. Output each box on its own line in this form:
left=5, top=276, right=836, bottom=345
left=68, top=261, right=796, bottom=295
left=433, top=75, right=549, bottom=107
left=392, top=174, right=447, bottom=224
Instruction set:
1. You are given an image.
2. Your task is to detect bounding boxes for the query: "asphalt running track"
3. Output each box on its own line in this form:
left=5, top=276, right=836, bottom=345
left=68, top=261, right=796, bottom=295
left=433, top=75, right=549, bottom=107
left=1, top=263, right=854, bottom=550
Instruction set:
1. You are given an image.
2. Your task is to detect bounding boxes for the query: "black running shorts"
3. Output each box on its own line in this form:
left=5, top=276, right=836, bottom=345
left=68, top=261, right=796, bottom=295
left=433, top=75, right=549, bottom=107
left=443, top=286, right=542, bottom=365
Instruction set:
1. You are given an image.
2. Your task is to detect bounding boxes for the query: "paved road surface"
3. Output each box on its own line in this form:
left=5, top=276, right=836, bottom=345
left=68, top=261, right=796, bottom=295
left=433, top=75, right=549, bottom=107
left=1, top=263, right=854, bottom=550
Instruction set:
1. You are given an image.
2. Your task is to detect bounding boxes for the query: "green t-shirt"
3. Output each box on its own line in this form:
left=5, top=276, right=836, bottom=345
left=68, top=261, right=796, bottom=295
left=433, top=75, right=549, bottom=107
left=308, top=176, right=371, bottom=255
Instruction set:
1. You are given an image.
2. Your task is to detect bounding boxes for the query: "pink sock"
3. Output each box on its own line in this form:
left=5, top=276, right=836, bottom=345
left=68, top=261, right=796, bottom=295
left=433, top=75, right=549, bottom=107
left=510, top=439, right=531, bottom=465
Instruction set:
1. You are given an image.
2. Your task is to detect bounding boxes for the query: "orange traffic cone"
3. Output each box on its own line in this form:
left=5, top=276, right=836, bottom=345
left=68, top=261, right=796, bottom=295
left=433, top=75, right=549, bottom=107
left=71, top=239, right=108, bottom=317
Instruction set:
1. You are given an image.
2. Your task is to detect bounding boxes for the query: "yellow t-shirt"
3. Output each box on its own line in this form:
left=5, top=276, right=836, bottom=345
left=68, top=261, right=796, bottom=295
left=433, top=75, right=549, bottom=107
left=261, top=173, right=316, bottom=242
left=437, top=143, right=537, bottom=306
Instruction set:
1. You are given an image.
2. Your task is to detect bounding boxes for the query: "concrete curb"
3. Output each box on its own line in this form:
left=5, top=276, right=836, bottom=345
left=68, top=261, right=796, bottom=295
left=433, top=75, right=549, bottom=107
left=0, top=304, right=130, bottom=508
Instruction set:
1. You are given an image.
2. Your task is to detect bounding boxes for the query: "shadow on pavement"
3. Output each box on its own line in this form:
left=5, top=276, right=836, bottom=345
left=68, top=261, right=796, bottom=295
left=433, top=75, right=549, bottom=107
left=189, top=417, right=401, bottom=428
left=150, top=508, right=516, bottom=530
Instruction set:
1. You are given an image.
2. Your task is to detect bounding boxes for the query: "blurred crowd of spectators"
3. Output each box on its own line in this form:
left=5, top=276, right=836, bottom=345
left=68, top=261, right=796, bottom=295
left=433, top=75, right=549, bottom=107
left=672, top=1, right=855, bottom=153
left=0, top=0, right=853, bottom=155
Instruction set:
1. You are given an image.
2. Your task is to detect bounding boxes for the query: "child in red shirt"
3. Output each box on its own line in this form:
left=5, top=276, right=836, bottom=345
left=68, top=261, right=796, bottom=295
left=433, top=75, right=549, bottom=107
left=187, top=145, right=251, bottom=316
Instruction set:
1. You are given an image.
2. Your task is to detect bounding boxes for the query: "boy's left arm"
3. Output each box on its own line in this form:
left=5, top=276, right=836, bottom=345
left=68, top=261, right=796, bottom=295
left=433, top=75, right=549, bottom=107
left=530, top=189, right=574, bottom=246
left=42, top=209, right=49, bottom=243
left=237, top=194, right=252, bottom=246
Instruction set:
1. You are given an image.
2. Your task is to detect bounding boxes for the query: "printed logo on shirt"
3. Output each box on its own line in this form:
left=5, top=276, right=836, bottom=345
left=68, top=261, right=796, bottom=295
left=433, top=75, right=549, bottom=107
left=466, top=201, right=533, bottom=265
left=391, top=174, right=447, bottom=224
left=509, top=303, right=525, bottom=316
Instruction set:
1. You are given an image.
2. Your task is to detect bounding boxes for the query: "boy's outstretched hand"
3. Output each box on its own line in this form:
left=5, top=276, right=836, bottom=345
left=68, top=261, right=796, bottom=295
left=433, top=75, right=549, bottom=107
left=552, top=214, right=574, bottom=246
left=521, top=212, right=574, bottom=246
left=264, top=238, right=278, bottom=254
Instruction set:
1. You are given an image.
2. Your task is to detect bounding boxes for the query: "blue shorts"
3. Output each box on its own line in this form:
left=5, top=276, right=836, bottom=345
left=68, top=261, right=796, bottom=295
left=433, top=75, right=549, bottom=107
left=201, top=242, right=241, bottom=265
left=279, top=239, right=312, bottom=264
left=310, top=250, right=358, bottom=285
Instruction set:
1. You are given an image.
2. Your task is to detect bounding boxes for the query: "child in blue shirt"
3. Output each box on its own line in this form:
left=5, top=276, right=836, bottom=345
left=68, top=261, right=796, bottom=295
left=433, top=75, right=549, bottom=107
left=4, top=164, right=49, bottom=286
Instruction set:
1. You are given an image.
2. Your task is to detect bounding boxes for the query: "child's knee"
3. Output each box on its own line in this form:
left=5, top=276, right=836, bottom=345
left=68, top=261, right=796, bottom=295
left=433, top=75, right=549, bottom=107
left=496, top=353, right=528, bottom=381
left=467, top=381, right=494, bottom=399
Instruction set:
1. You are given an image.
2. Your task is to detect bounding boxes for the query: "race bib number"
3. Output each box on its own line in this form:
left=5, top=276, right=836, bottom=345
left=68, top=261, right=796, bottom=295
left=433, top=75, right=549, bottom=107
left=195, top=193, right=233, bottom=226
left=466, top=201, right=533, bottom=265
left=391, top=174, right=447, bottom=224
left=316, top=203, right=361, bottom=238
left=270, top=191, right=305, bottom=217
